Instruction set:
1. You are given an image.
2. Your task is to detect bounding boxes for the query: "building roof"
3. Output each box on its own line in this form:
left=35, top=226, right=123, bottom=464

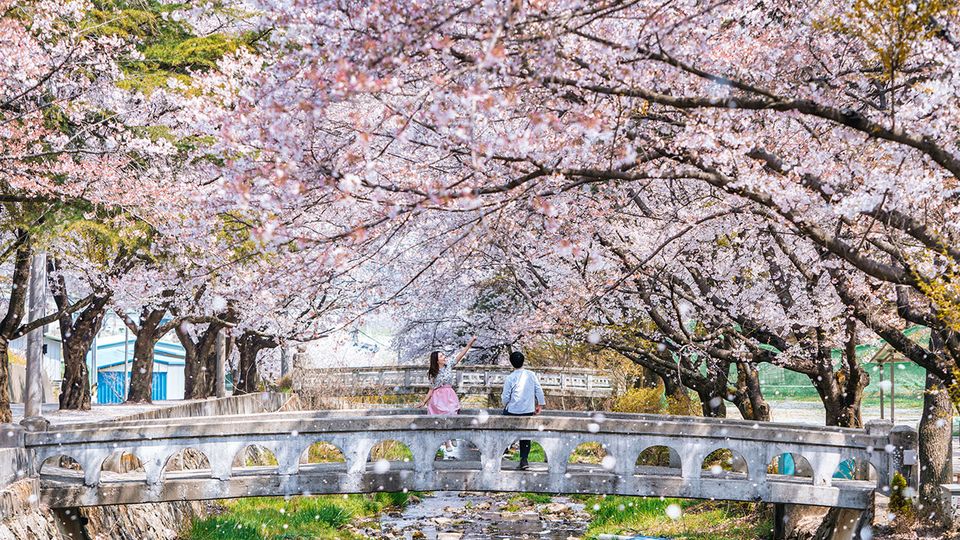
left=93, top=338, right=186, bottom=370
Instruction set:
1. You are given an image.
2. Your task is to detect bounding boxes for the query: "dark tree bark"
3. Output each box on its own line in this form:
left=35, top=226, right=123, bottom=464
left=807, top=322, right=868, bottom=428
left=731, top=361, right=771, bottom=422
left=47, top=257, right=110, bottom=411
left=234, top=331, right=278, bottom=395
left=124, top=307, right=174, bottom=403
left=918, top=333, right=952, bottom=521
left=177, top=322, right=226, bottom=399
left=0, top=233, right=96, bottom=419
left=0, top=234, right=32, bottom=422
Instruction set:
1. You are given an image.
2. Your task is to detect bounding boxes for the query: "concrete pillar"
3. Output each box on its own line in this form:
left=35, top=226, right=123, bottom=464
left=279, top=345, right=291, bottom=378
left=889, top=425, right=919, bottom=489
left=21, top=251, right=48, bottom=431
left=215, top=329, right=226, bottom=398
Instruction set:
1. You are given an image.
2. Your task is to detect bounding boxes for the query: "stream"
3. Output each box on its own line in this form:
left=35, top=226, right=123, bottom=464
left=374, top=491, right=591, bottom=539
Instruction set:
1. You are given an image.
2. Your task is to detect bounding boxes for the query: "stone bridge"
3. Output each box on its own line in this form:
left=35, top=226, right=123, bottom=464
left=30, top=409, right=914, bottom=509
left=294, top=365, right=615, bottom=398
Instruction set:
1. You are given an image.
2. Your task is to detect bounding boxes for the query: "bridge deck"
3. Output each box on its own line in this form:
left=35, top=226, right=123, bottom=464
left=29, top=410, right=895, bottom=509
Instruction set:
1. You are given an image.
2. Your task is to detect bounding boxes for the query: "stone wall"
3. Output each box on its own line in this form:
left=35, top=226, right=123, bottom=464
left=107, top=392, right=293, bottom=422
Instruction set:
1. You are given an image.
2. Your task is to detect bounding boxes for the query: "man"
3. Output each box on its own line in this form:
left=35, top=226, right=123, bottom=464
left=501, top=351, right=546, bottom=470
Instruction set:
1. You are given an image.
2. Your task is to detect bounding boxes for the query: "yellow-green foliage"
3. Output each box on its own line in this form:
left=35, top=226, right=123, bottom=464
left=569, top=442, right=606, bottom=464
left=59, top=218, right=154, bottom=267
left=370, top=440, right=413, bottom=462
left=888, top=472, right=916, bottom=530
left=83, top=8, right=163, bottom=38
left=142, top=34, right=243, bottom=71
left=215, top=212, right=269, bottom=261
left=305, top=442, right=345, bottom=464
left=667, top=391, right=700, bottom=416
left=826, top=0, right=957, bottom=78
left=613, top=386, right=666, bottom=414
left=916, top=266, right=960, bottom=332
left=79, top=1, right=260, bottom=96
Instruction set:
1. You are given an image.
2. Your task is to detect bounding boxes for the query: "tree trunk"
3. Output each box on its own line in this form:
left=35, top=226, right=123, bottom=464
left=812, top=329, right=867, bottom=428
left=235, top=333, right=260, bottom=395
left=918, top=369, right=952, bottom=522
left=235, top=331, right=278, bottom=395
left=731, top=361, right=771, bottom=421
left=59, top=339, right=92, bottom=410
left=194, top=325, right=224, bottom=398
left=635, top=365, right=661, bottom=388
left=177, top=325, right=199, bottom=399
left=58, top=297, right=109, bottom=410
left=0, top=234, right=31, bottom=421
left=0, top=337, right=11, bottom=423
left=698, top=389, right=727, bottom=418
left=126, top=308, right=167, bottom=403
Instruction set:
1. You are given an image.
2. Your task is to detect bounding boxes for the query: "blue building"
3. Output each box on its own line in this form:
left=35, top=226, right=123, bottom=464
left=91, top=337, right=186, bottom=403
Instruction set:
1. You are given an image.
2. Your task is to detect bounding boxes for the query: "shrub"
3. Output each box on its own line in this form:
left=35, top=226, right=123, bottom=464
left=612, top=386, right=665, bottom=414
left=889, top=472, right=916, bottom=531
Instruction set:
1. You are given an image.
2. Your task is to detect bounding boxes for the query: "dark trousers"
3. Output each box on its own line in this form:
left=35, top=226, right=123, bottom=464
left=503, top=410, right=535, bottom=461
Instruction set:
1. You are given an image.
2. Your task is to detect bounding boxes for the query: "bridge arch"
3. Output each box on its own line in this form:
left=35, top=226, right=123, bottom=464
left=500, top=437, right=552, bottom=469
left=432, top=437, right=482, bottom=463
left=634, top=444, right=682, bottom=477
left=766, top=451, right=814, bottom=482
left=161, top=447, right=212, bottom=482
left=232, top=443, right=280, bottom=476
left=301, top=441, right=347, bottom=465
left=39, top=454, right=83, bottom=479
left=700, top=446, right=750, bottom=478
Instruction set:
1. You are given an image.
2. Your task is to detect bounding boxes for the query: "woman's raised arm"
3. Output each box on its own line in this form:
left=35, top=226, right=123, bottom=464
left=450, top=336, right=477, bottom=368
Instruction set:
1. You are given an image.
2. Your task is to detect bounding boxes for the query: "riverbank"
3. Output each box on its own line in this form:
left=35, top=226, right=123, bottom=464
left=185, top=491, right=772, bottom=539
left=186, top=492, right=416, bottom=539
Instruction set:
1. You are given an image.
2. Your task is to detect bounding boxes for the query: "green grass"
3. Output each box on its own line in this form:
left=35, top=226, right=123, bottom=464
left=583, top=496, right=772, bottom=540
left=185, top=493, right=416, bottom=540
left=506, top=442, right=547, bottom=462
left=512, top=492, right=553, bottom=504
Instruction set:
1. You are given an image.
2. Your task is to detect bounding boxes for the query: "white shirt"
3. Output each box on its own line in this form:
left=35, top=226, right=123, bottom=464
left=501, top=368, right=545, bottom=414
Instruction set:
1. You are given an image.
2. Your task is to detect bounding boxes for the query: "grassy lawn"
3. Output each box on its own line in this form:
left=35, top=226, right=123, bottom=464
left=582, top=496, right=772, bottom=540
left=185, top=492, right=414, bottom=540
left=506, top=442, right=547, bottom=462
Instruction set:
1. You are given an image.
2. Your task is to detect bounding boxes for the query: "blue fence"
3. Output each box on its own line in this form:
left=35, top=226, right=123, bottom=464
left=96, top=372, right=167, bottom=404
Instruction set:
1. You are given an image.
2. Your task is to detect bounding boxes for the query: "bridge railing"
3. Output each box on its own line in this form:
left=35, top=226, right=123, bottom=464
left=27, top=410, right=914, bottom=509
left=294, top=365, right=614, bottom=397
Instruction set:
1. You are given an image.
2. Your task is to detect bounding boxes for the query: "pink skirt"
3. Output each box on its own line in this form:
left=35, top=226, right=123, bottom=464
left=427, top=385, right=461, bottom=415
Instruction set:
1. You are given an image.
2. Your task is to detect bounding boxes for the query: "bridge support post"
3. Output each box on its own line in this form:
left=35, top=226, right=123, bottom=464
left=888, top=424, right=918, bottom=490
left=21, top=251, right=48, bottom=432
left=773, top=503, right=786, bottom=540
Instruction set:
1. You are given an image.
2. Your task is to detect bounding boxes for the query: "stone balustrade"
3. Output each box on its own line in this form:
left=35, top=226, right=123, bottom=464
left=295, top=365, right=614, bottom=398
left=28, top=409, right=912, bottom=509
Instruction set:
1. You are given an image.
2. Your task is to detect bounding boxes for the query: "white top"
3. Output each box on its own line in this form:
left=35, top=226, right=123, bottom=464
left=501, top=368, right=545, bottom=414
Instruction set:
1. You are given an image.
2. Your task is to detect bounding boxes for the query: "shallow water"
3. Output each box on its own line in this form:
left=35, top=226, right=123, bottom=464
left=379, top=491, right=590, bottom=540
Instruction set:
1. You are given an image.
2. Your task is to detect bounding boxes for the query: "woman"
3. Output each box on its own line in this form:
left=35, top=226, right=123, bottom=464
left=419, top=336, right=477, bottom=415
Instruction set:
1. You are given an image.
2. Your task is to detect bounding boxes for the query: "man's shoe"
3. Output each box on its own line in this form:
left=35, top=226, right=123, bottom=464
left=519, top=459, right=529, bottom=470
